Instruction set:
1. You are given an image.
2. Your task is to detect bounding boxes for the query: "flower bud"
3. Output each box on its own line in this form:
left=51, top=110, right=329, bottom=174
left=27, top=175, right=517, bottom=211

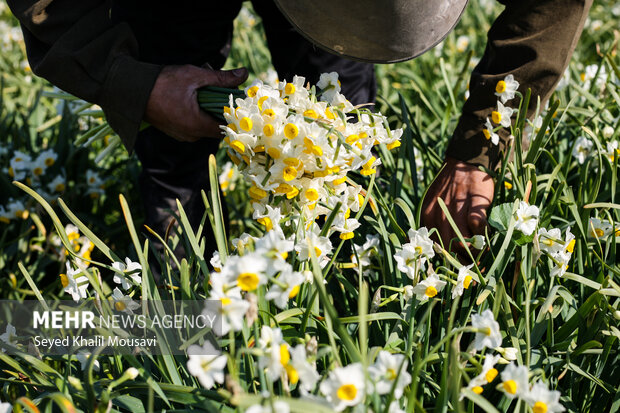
left=471, top=235, right=486, bottom=250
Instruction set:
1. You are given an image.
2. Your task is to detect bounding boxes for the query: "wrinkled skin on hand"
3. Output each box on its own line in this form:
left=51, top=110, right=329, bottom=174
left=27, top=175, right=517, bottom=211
left=421, top=157, right=494, bottom=256
left=144, top=64, right=249, bottom=142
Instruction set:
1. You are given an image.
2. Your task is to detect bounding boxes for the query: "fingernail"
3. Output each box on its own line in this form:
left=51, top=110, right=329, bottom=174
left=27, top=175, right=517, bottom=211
left=232, top=68, right=246, bottom=77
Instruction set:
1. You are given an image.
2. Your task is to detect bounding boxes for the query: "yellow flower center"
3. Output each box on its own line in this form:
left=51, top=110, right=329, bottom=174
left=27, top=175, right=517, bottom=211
left=305, top=188, right=319, bottom=201
left=60, top=274, right=69, bottom=288
left=387, top=141, right=401, bottom=150
left=284, top=83, right=296, bottom=95
left=504, top=181, right=513, bottom=190
left=337, top=384, right=357, bottom=401
left=45, top=158, right=55, bottom=166
left=283, top=166, right=297, bottom=182
left=533, top=401, right=548, bottom=413
left=115, top=301, right=126, bottom=311
left=227, top=123, right=237, bottom=132
left=472, top=386, right=483, bottom=394
left=594, top=228, right=604, bottom=237
left=463, top=275, right=473, bottom=289
left=485, top=368, right=498, bottom=383
left=346, top=134, right=359, bottom=144
left=230, top=140, right=245, bottom=154
left=314, top=246, right=322, bottom=257
left=284, top=364, right=299, bottom=384
left=263, top=124, right=275, bottom=137
left=246, top=85, right=259, bottom=97
left=262, top=108, right=275, bottom=118
left=221, top=297, right=232, bottom=306
left=340, top=232, right=354, bottom=240
left=257, top=217, right=273, bottom=231
left=8, top=167, right=14, bottom=178
left=237, top=272, right=260, bottom=291
left=543, top=238, right=554, bottom=246
left=333, top=176, right=347, bottom=185
left=34, top=167, right=43, bottom=176
left=303, top=109, right=318, bottom=119
left=55, top=183, right=66, bottom=192
left=284, top=123, right=299, bottom=139
left=496, top=80, right=507, bottom=94
left=503, top=380, right=517, bottom=395
left=239, top=117, right=253, bottom=132
left=258, top=96, right=269, bottom=110
left=425, top=285, right=438, bottom=298
left=491, top=111, right=502, bottom=124
left=279, top=343, right=290, bottom=366
left=386, top=368, right=397, bottom=380
left=483, top=129, right=491, bottom=140
left=249, top=186, right=268, bottom=200
left=288, top=285, right=300, bottom=299
left=415, top=246, right=423, bottom=255
left=267, top=146, right=280, bottom=159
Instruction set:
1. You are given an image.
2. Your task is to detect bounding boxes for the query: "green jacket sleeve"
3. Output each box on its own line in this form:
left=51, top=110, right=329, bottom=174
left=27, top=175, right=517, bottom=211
left=7, top=0, right=162, bottom=152
left=446, top=0, right=593, bottom=170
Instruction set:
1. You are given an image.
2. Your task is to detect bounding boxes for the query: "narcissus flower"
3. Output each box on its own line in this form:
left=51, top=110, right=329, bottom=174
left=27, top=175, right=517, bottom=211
left=452, top=264, right=475, bottom=298
left=515, top=201, right=539, bottom=236
left=494, top=74, right=519, bottom=103
left=112, top=258, right=143, bottom=290
left=500, top=362, right=529, bottom=399
left=571, top=136, right=592, bottom=164
left=463, top=354, right=501, bottom=396
left=368, top=350, right=412, bottom=398
left=320, top=363, right=366, bottom=412
left=412, top=271, right=446, bottom=301
left=471, top=309, right=502, bottom=351
left=525, top=381, right=566, bottom=413
left=483, top=118, right=500, bottom=145
left=187, top=343, right=227, bottom=390
left=491, top=101, right=514, bottom=128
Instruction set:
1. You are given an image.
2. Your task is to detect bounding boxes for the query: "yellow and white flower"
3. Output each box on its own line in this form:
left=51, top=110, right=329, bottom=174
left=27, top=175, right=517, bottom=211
left=61, top=262, right=89, bottom=302
left=112, top=258, right=142, bottom=290
left=265, top=268, right=305, bottom=309
left=515, top=201, right=539, bottom=236
left=471, top=309, right=502, bottom=351
left=412, top=271, right=447, bottom=302
left=465, top=354, right=501, bottom=396
left=571, top=136, right=592, bottom=164
left=0, top=323, right=16, bottom=353
left=452, top=264, right=475, bottom=299
left=483, top=118, right=500, bottom=145
left=494, top=74, right=519, bottom=103
left=320, top=363, right=366, bottom=412
left=368, top=350, right=411, bottom=398
left=500, top=362, right=529, bottom=399
left=525, top=381, right=565, bottom=413
left=187, top=343, right=227, bottom=390
left=491, top=101, right=514, bottom=128
left=111, top=288, right=140, bottom=314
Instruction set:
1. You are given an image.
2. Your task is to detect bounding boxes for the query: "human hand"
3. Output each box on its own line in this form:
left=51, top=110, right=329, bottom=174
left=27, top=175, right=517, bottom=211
left=421, top=157, right=494, bottom=256
left=144, top=64, right=248, bottom=142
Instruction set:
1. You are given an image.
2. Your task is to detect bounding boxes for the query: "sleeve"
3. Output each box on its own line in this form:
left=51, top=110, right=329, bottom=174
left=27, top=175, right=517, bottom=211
left=445, top=0, right=593, bottom=170
left=6, top=0, right=163, bottom=152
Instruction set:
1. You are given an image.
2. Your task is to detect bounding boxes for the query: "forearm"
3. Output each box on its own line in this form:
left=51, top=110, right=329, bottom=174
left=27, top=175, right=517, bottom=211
left=7, top=0, right=162, bottom=151
left=446, top=0, right=593, bottom=170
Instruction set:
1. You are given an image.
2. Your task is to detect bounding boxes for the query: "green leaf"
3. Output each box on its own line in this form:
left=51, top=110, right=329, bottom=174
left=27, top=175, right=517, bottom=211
left=489, top=202, right=513, bottom=232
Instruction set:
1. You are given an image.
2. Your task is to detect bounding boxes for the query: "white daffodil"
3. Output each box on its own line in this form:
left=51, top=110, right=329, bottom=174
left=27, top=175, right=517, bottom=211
left=491, top=101, right=514, bottom=128
left=602, top=125, right=614, bottom=139
left=316, top=72, right=341, bottom=103
left=219, top=253, right=268, bottom=292
left=111, top=288, right=140, bottom=314
left=455, top=35, right=470, bottom=53
left=515, top=201, right=539, bottom=236
left=571, top=136, right=592, bottom=165
left=210, top=251, right=222, bottom=272
left=47, top=175, right=66, bottom=193
left=471, top=309, right=502, bottom=351
left=452, top=264, right=475, bottom=298
left=112, top=258, right=142, bottom=290
left=549, top=250, right=572, bottom=278
left=320, top=362, right=366, bottom=412
left=295, top=229, right=333, bottom=268
left=394, top=243, right=425, bottom=280
left=186, top=343, right=227, bottom=389
left=471, top=235, right=486, bottom=250
left=412, top=271, right=446, bottom=302
left=207, top=284, right=249, bottom=336
left=483, top=118, right=500, bottom=145
left=0, top=323, right=16, bottom=352
left=407, top=227, right=435, bottom=259
left=76, top=351, right=100, bottom=371
left=494, top=74, right=519, bottom=103
left=258, top=326, right=289, bottom=382
left=0, top=199, right=26, bottom=223
left=466, top=354, right=501, bottom=396
left=368, top=350, right=412, bottom=399
left=265, top=268, right=305, bottom=309
left=588, top=217, right=613, bottom=238
left=537, top=228, right=565, bottom=255
left=496, top=346, right=519, bottom=361
left=525, top=381, right=565, bottom=413
left=500, top=362, right=529, bottom=399
left=61, top=262, right=89, bottom=302
left=0, top=402, right=12, bottom=413
left=286, top=344, right=320, bottom=392
left=604, top=140, right=619, bottom=163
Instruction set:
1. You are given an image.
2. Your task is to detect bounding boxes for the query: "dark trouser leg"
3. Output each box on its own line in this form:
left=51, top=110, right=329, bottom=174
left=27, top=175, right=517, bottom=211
left=134, top=127, right=220, bottom=277
left=251, top=1, right=377, bottom=106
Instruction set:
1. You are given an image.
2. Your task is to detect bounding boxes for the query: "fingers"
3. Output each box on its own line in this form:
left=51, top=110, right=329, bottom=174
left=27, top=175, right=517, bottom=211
left=192, top=65, right=249, bottom=88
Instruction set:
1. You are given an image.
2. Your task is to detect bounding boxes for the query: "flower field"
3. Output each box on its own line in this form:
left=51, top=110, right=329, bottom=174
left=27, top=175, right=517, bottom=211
left=1, top=1, right=619, bottom=412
